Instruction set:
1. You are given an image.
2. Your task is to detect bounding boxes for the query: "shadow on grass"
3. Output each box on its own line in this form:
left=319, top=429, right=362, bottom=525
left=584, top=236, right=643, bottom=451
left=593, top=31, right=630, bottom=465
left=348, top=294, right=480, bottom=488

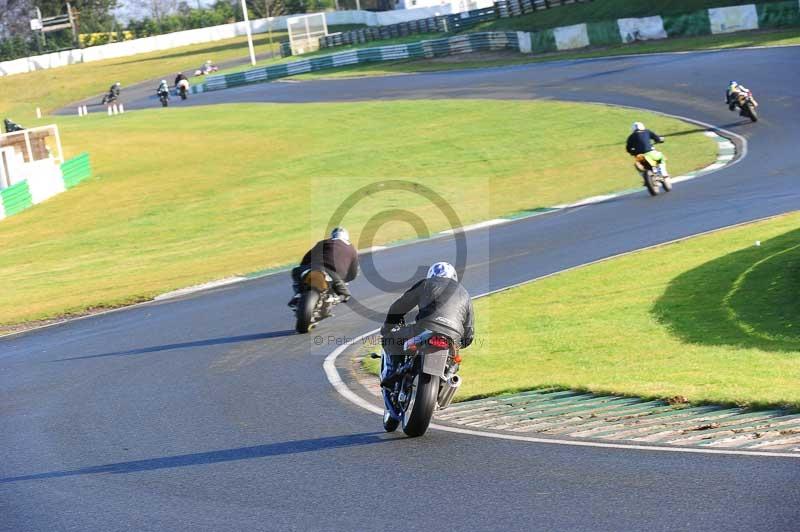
left=0, top=432, right=389, bottom=483
left=53, top=329, right=296, bottom=361
left=652, top=227, right=800, bottom=352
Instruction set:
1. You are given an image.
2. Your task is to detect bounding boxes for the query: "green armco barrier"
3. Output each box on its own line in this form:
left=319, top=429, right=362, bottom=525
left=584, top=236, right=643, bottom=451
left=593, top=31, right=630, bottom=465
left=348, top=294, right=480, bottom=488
left=530, top=28, right=557, bottom=53
left=61, top=152, right=92, bottom=189
left=199, top=32, right=521, bottom=93
left=586, top=20, right=623, bottom=46
left=1, top=181, right=32, bottom=216
left=757, top=1, right=800, bottom=28
left=663, top=10, right=713, bottom=37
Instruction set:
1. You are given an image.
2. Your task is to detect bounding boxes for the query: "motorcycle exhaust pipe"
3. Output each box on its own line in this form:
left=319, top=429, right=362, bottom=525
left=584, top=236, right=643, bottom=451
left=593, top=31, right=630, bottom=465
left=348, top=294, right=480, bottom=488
left=437, top=374, right=462, bottom=410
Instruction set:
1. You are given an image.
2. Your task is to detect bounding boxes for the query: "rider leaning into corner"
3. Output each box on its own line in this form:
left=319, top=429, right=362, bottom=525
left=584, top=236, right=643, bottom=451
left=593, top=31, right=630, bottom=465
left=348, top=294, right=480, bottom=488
left=380, top=261, right=475, bottom=388
left=626, top=121, right=669, bottom=179
left=726, top=80, right=757, bottom=113
left=289, top=227, right=359, bottom=308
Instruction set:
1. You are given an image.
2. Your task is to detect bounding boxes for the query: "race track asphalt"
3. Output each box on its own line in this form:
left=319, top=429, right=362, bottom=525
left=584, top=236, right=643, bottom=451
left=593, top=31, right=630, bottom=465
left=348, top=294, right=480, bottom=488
left=6, top=46, right=800, bottom=531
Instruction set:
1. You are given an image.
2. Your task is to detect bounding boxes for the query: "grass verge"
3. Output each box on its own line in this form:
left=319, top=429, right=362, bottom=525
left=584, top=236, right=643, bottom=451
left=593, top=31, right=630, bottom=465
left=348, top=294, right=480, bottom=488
left=0, top=100, right=716, bottom=328
left=451, top=212, right=800, bottom=410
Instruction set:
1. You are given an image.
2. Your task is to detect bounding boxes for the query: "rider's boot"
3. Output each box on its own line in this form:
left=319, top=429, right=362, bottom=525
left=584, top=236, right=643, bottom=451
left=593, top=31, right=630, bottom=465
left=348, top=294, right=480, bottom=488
left=380, top=351, right=401, bottom=388
left=287, top=284, right=300, bottom=308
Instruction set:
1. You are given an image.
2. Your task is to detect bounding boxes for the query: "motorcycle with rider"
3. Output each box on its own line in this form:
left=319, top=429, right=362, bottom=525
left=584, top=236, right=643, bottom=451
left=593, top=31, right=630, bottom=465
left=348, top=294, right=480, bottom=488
left=289, top=227, right=358, bottom=333
left=378, top=261, right=474, bottom=437
left=175, top=73, right=190, bottom=100
left=626, top=122, right=672, bottom=196
left=156, top=80, right=170, bottom=107
left=726, top=81, right=759, bottom=122
left=102, top=82, right=121, bottom=105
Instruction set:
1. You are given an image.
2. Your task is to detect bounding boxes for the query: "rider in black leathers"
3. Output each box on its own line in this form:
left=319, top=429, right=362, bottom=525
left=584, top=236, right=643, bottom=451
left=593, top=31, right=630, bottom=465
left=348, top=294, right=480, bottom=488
left=289, top=227, right=359, bottom=307
left=380, top=261, right=474, bottom=387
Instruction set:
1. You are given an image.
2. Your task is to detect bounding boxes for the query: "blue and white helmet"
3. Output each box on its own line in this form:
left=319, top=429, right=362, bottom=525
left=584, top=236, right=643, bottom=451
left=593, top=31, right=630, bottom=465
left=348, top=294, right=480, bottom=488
left=331, top=227, right=350, bottom=243
left=427, top=261, right=458, bottom=282
left=632, top=121, right=645, bottom=132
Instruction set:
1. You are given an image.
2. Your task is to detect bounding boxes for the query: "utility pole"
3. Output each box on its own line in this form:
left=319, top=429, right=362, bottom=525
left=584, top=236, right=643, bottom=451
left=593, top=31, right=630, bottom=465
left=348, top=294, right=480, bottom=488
left=240, top=0, right=257, bottom=66
left=66, top=2, right=81, bottom=49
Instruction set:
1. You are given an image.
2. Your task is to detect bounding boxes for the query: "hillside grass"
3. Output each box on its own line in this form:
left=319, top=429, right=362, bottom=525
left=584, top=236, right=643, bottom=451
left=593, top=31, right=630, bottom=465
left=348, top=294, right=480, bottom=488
left=0, top=100, right=716, bottom=327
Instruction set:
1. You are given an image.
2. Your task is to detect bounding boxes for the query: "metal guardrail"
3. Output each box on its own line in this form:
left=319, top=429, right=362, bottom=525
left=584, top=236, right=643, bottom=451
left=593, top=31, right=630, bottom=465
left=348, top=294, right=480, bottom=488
left=203, top=32, right=521, bottom=92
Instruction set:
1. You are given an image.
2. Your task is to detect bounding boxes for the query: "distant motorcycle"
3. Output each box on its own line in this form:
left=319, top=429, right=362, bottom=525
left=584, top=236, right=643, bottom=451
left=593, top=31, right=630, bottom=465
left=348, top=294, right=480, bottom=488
left=157, top=89, right=169, bottom=107
left=176, top=79, right=189, bottom=100
left=378, top=328, right=463, bottom=437
left=101, top=92, right=118, bottom=105
left=294, top=268, right=341, bottom=333
left=735, top=90, right=759, bottom=122
left=634, top=153, right=672, bottom=196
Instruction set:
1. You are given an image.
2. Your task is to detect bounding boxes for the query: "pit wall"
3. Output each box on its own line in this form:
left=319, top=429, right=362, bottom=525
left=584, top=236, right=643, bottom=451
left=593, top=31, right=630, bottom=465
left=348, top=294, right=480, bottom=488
left=0, top=153, right=91, bottom=221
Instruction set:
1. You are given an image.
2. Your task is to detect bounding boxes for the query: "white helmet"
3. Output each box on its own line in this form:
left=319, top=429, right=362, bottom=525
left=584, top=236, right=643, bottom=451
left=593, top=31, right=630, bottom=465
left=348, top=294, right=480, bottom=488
left=427, top=262, right=458, bottom=282
left=632, top=122, right=645, bottom=132
left=331, top=227, right=350, bottom=243
left=160, top=79, right=167, bottom=84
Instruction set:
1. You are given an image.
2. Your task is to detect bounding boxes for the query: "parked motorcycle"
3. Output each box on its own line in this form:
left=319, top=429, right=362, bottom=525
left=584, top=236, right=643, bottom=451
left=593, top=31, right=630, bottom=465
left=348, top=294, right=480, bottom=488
left=378, top=328, right=462, bottom=437
left=736, top=90, right=758, bottom=122
left=294, top=268, right=341, bottom=333
left=177, top=79, right=189, bottom=100
left=635, top=153, right=672, bottom=196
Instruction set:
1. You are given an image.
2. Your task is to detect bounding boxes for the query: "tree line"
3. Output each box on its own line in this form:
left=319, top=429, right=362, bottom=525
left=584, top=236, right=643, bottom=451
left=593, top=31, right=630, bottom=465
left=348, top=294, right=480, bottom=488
left=0, top=0, right=356, bottom=61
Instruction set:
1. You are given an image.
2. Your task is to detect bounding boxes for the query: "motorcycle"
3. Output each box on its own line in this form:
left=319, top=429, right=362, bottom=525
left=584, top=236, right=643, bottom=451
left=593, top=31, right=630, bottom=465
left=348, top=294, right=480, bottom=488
left=158, top=89, right=169, bottom=107
left=736, top=90, right=758, bottom=122
left=294, top=268, right=341, bottom=333
left=177, top=79, right=189, bottom=100
left=635, top=153, right=672, bottom=196
left=101, top=92, right=118, bottom=105
left=378, top=328, right=463, bottom=437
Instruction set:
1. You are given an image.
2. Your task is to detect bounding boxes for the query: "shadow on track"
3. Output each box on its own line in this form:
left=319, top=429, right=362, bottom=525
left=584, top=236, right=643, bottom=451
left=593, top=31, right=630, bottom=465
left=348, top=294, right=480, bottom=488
left=652, top=227, right=800, bottom=352
left=53, top=330, right=296, bottom=362
left=0, top=432, right=391, bottom=483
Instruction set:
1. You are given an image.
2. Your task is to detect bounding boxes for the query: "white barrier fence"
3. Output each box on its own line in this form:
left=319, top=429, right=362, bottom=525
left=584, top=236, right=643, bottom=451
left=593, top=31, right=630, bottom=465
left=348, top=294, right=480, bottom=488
left=0, top=4, right=490, bottom=77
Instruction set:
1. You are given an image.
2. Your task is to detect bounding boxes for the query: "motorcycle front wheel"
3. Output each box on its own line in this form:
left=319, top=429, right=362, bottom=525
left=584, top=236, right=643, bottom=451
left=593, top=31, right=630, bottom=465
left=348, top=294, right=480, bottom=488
left=295, top=290, right=319, bottom=334
left=746, top=104, right=758, bottom=122
left=401, top=372, right=439, bottom=437
left=661, top=176, right=673, bottom=192
left=644, top=171, right=660, bottom=196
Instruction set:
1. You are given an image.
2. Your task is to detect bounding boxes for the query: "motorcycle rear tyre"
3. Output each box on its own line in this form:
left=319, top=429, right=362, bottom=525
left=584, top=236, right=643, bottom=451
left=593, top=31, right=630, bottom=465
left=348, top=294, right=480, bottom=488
left=295, top=291, right=319, bottom=334
left=401, top=373, right=439, bottom=437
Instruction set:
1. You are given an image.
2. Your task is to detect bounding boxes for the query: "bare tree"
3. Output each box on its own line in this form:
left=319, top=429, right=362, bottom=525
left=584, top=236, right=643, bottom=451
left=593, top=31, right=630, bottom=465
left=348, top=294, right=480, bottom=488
left=128, top=0, right=180, bottom=21
left=0, top=0, right=35, bottom=39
